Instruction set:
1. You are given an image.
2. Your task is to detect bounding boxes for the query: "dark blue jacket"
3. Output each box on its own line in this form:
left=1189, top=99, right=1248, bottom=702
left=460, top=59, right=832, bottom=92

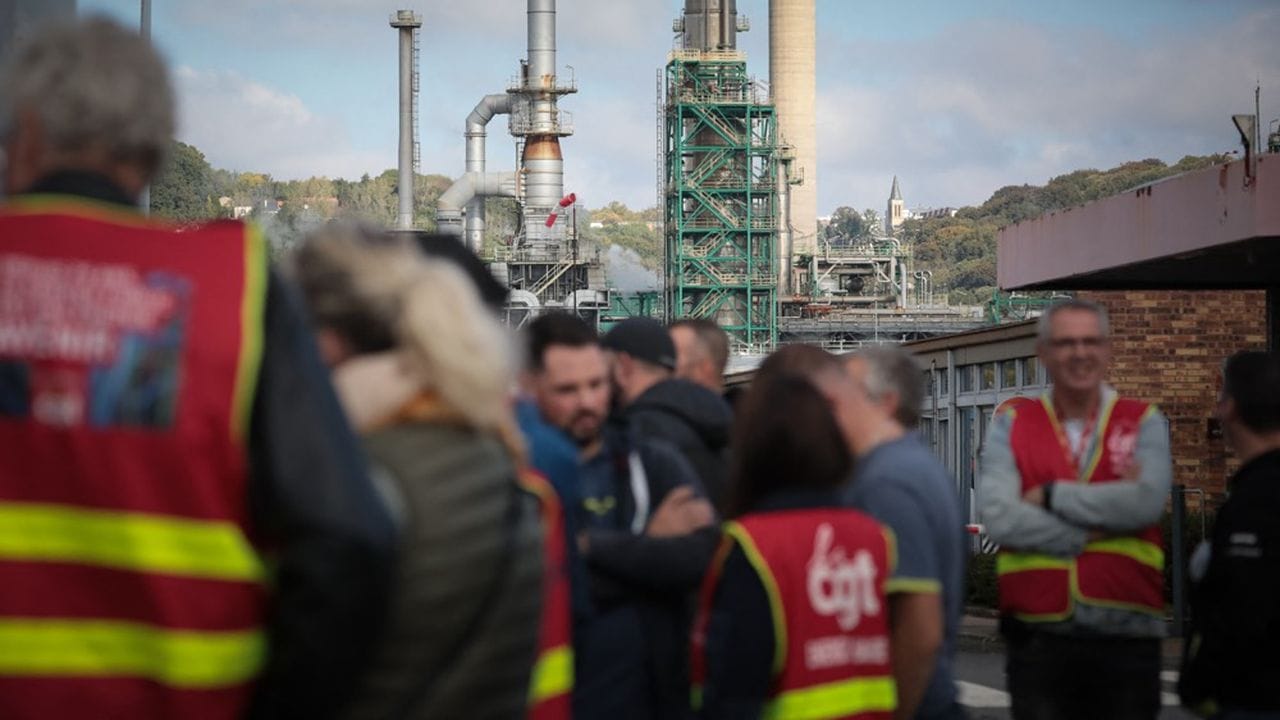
left=574, top=420, right=718, bottom=720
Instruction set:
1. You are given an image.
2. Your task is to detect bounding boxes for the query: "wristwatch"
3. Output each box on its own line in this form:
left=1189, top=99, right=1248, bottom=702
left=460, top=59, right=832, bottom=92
left=1042, top=482, right=1055, bottom=512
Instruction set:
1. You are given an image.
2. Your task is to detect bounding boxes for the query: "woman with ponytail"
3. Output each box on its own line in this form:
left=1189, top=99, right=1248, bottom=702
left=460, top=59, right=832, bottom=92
left=290, top=224, right=544, bottom=720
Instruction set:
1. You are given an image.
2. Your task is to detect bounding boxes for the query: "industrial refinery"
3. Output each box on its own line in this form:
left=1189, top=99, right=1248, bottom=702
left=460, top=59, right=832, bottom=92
left=392, top=0, right=986, bottom=350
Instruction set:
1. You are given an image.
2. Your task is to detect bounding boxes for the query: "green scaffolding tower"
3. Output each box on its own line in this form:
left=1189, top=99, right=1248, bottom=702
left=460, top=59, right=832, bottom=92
left=663, top=51, right=778, bottom=352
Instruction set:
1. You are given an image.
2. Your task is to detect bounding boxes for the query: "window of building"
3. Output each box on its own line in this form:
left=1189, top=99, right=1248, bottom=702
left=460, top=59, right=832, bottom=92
left=1001, top=360, right=1018, bottom=389
left=1020, top=356, right=1040, bottom=386
left=980, top=362, right=997, bottom=391
left=938, top=368, right=949, bottom=395
left=958, top=366, right=975, bottom=393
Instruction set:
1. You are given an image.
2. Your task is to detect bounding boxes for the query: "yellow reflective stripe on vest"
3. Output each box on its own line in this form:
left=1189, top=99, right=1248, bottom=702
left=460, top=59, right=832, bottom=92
left=231, top=224, right=268, bottom=442
left=1084, top=537, right=1164, bottom=572
left=0, top=618, right=265, bottom=688
left=0, top=502, right=265, bottom=582
left=529, top=644, right=574, bottom=704
left=996, top=553, right=1071, bottom=575
left=763, top=676, right=897, bottom=720
left=724, top=522, right=788, bottom=676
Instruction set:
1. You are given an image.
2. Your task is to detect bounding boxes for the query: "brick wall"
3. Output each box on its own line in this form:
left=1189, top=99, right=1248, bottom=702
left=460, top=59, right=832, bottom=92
left=1080, top=290, right=1267, bottom=499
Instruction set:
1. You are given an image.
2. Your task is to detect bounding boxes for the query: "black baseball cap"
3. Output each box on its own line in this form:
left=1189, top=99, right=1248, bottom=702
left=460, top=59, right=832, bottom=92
left=602, top=318, right=677, bottom=371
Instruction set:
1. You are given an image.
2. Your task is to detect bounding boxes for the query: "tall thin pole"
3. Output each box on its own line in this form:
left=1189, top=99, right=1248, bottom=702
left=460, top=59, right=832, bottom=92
left=1256, top=80, right=1263, bottom=154
left=139, top=0, right=152, bottom=215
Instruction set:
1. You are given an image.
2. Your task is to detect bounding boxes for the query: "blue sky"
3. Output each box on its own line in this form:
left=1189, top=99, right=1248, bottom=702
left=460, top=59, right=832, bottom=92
left=78, top=0, right=1279, bottom=215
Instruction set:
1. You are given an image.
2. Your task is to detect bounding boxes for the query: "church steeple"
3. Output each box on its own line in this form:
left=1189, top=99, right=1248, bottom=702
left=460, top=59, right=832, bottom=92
left=886, top=176, right=905, bottom=235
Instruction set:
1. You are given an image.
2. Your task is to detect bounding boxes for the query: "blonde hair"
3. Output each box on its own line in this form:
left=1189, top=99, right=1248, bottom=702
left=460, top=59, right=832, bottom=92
left=291, top=223, right=514, bottom=434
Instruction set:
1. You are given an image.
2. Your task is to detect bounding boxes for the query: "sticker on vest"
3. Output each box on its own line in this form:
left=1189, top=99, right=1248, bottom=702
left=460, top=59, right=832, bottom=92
left=0, top=254, right=190, bottom=429
left=1105, top=420, right=1140, bottom=476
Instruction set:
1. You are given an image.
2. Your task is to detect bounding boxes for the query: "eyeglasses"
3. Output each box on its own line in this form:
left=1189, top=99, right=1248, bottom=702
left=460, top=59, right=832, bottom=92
left=1047, top=336, right=1106, bottom=350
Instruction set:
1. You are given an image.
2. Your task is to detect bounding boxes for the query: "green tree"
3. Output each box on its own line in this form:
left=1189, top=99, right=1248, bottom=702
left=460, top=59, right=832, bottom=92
left=824, top=206, right=864, bottom=241
left=150, top=141, right=217, bottom=222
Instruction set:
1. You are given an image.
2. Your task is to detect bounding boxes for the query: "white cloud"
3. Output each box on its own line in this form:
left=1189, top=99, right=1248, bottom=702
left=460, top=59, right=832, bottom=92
left=814, top=9, right=1280, bottom=212
left=152, top=0, right=1278, bottom=215
left=173, top=66, right=388, bottom=179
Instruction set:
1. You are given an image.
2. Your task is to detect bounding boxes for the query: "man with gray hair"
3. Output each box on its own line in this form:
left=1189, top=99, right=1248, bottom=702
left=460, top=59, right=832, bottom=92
left=0, top=18, right=394, bottom=719
left=836, top=345, right=968, bottom=720
left=979, top=298, right=1172, bottom=719
left=670, top=318, right=730, bottom=395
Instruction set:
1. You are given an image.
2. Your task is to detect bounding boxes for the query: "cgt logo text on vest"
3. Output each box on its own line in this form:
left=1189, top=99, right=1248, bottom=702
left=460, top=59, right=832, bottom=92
left=803, top=523, right=887, bottom=671
left=807, top=523, right=881, bottom=631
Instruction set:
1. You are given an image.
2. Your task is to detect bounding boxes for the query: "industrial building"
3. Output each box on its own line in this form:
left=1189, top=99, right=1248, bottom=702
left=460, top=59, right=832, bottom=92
left=389, top=0, right=609, bottom=327
left=659, top=0, right=986, bottom=354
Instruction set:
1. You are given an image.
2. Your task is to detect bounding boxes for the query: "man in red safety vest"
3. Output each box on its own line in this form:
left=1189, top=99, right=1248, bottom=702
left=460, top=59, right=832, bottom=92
left=0, top=18, right=395, bottom=719
left=978, top=299, right=1172, bottom=720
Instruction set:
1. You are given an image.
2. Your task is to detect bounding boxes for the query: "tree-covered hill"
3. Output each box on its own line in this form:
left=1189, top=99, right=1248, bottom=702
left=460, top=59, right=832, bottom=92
left=897, top=154, right=1230, bottom=304
left=148, top=141, right=1231, bottom=299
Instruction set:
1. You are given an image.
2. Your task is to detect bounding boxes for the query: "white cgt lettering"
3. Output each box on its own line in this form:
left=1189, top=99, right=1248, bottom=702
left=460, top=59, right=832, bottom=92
left=806, top=523, right=881, bottom=631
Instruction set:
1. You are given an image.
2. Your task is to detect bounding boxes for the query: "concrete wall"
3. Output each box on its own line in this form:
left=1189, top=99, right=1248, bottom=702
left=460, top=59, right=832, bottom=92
left=769, top=0, right=816, bottom=255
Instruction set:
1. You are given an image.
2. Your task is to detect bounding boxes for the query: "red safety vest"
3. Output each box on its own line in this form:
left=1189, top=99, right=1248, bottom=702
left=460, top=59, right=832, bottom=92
left=0, top=196, right=269, bottom=718
left=518, top=469, right=574, bottom=719
left=996, top=394, right=1165, bottom=622
left=691, top=509, right=897, bottom=720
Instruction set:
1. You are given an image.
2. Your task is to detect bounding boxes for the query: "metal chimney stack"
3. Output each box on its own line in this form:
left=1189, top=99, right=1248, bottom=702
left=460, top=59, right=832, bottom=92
left=390, top=10, right=422, bottom=230
left=680, top=0, right=739, bottom=51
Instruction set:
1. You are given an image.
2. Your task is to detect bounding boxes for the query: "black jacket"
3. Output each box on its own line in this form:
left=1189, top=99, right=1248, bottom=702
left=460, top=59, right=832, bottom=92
left=622, top=379, right=733, bottom=513
left=1180, top=448, right=1280, bottom=713
left=576, top=421, right=719, bottom=720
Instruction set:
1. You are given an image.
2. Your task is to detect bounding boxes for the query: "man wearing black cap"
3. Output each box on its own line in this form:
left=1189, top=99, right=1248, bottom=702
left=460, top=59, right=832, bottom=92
left=603, top=318, right=734, bottom=513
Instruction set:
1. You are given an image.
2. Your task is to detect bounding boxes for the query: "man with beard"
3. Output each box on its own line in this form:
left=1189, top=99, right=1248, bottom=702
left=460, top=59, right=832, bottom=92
left=524, top=313, right=717, bottom=720
left=603, top=318, right=733, bottom=513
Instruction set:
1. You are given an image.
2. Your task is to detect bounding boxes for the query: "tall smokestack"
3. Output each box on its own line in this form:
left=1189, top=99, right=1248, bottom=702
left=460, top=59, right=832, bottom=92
left=390, top=10, right=422, bottom=231
left=519, top=0, right=571, bottom=242
left=769, top=0, right=816, bottom=256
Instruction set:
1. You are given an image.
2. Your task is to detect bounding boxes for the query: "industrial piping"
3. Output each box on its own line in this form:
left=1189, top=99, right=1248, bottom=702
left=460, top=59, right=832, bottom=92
left=438, top=0, right=569, bottom=249
left=436, top=172, right=519, bottom=237
left=464, top=93, right=514, bottom=252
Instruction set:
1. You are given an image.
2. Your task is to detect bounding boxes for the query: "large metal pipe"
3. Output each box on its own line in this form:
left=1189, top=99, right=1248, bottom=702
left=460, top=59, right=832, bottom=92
left=436, top=171, right=519, bottom=237
left=527, top=0, right=555, bottom=86
left=778, top=154, right=794, bottom=295
left=391, top=10, right=422, bottom=231
left=465, top=93, right=514, bottom=252
left=770, top=0, right=816, bottom=256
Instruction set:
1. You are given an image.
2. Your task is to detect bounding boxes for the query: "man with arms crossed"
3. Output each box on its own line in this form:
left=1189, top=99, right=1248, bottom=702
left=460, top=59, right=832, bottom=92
left=980, top=299, right=1172, bottom=720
